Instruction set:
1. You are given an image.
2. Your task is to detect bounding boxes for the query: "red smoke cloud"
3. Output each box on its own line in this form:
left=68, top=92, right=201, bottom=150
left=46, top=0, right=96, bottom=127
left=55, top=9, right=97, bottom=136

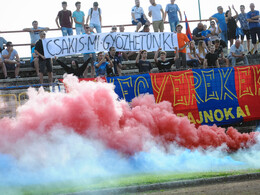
left=0, top=75, right=258, bottom=155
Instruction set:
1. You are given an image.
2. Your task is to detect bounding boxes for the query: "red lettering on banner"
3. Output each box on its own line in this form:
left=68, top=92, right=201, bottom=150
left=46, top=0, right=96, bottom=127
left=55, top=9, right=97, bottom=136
left=237, top=67, right=254, bottom=98
left=170, top=73, right=190, bottom=106
left=234, top=65, right=260, bottom=122
left=253, top=66, right=260, bottom=96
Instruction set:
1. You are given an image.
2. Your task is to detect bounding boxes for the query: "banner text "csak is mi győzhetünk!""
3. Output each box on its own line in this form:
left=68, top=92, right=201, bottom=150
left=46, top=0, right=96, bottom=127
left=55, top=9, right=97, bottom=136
left=42, top=32, right=178, bottom=58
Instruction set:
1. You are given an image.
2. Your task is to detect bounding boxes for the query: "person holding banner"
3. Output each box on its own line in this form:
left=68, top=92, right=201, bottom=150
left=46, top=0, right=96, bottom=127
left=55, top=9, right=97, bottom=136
left=154, top=48, right=175, bottom=72
left=55, top=56, right=92, bottom=78
left=35, top=31, right=53, bottom=84
left=72, top=1, right=85, bottom=35
left=94, top=52, right=113, bottom=77
left=136, top=50, right=153, bottom=73
left=83, top=25, right=96, bottom=78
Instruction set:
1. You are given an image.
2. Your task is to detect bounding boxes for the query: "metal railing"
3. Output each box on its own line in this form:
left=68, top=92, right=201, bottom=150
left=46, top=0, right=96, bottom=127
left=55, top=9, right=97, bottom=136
left=0, top=19, right=209, bottom=47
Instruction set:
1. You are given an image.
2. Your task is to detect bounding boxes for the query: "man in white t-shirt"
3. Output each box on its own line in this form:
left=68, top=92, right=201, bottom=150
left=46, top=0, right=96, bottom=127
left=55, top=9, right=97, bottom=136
left=131, top=0, right=150, bottom=32
left=148, top=0, right=164, bottom=32
left=228, top=40, right=249, bottom=67
left=86, top=2, right=102, bottom=33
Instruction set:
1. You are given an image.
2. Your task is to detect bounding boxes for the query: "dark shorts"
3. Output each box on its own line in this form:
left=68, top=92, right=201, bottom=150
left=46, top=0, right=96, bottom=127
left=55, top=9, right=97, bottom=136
left=132, top=15, right=147, bottom=25
left=250, top=27, right=260, bottom=44
left=241, top=29, right=251, bottom=40
left=39, top=59, right=52, bottom=73
left=5, top=63, right=16, bottom=70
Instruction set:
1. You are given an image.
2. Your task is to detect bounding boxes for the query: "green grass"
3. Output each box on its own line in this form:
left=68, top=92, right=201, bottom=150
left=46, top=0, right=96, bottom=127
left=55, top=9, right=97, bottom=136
left=1, top=169, right=260, bottom=195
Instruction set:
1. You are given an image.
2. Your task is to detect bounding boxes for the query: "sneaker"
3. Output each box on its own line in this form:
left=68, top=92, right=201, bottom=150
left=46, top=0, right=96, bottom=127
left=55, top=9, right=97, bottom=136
left=19, top=61, right=26, bottom=64
left=4, top=76, right=10, bottom=79
left=15, top=76, right=21, bottom=78
left=247, top=51, right=252, bottom=55
left=254, top=50, right=258, bottom=55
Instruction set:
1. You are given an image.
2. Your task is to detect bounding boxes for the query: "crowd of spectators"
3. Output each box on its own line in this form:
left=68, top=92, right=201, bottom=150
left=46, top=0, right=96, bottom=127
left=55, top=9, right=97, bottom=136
left=0, top=1, right=259, bottom=83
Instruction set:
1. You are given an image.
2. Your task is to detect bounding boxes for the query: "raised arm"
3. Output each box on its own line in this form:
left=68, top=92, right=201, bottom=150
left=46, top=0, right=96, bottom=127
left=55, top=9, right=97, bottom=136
left=232, top=5, right=238, bottom=19
left=154, top=48, right=161, bottom=63
left=225, top=7, right=231, bottom=22
left=136, top=50, right=141, bottom=64
left=56, top=58, right=73, bottom=73
left=79, top=57, right=92, bottom=73
left=95, top=57, right=106, bottom=68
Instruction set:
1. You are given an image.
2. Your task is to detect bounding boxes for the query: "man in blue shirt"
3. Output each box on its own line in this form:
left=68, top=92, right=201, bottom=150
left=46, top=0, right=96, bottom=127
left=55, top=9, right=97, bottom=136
left=94, top=52, right=113, bottom=77
left=247, top=3, right=260, bottom=54
left=164, top=0, right=182, bottom=32
left=72, top=1, right=85, bottom=35
left=233, top=5, right=251, bottom=53
left=210, top=6, right=228, bottom=45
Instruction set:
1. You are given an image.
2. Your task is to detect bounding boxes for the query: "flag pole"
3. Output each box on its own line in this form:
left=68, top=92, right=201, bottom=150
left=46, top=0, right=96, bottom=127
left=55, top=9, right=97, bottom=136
left=198, top=0, right=202, bottom=21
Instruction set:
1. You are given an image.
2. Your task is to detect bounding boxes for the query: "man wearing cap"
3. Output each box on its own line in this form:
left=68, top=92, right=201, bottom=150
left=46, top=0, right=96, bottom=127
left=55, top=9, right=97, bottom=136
left=1, top=42, right=22, bottom=78
left=154, top=48, right=175, bottom=72
left=55, top=1, right=73, bottom=36
left=86, top=2, right=102, bottom=33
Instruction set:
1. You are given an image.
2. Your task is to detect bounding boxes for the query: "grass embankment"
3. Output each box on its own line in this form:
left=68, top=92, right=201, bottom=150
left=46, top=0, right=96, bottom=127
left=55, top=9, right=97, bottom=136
left=2, top=169, right=260, bottom=195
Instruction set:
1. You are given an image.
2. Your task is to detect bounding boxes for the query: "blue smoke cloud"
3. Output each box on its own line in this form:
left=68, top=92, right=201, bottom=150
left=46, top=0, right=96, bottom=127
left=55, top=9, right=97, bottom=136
left=0, top=128, right=259, bottom=189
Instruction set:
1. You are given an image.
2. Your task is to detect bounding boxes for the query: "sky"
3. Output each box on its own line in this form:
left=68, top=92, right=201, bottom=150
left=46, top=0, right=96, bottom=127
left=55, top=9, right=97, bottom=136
left=0, top=0, right=259, bottom=58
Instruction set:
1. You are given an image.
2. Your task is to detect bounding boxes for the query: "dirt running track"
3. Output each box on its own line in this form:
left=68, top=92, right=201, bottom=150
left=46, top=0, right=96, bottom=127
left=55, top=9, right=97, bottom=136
left=142, top=179, right=260, bottom=195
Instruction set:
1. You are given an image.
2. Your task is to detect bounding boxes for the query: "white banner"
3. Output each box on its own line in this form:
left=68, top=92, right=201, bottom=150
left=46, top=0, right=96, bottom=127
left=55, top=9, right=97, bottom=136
left=42, top=32, right=178, bottom=58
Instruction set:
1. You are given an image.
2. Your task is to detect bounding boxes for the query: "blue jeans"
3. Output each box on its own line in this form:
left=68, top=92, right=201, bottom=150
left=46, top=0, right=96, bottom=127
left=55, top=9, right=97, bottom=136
left=220, top=31, right=228, bottom=45
left=90, top=23, right=102, bottom=33
left=229, top=56, right=249, bottom=67
left=169, top=21, right=179, bottom=32
left=61, top=27, right=73, bottom=36
left=76, top=26, right=85, bottom=35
